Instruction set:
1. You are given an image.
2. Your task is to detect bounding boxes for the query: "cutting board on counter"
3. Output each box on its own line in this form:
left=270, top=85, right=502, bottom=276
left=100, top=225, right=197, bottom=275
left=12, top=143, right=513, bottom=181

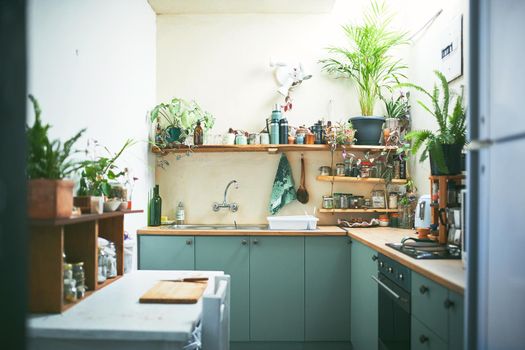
left=139, top=281, right=208, bottom=304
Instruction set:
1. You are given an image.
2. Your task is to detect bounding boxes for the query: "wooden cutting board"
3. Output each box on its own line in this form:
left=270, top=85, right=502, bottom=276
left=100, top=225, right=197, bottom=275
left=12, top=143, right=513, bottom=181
left=139, top=281, right=208, bottom=304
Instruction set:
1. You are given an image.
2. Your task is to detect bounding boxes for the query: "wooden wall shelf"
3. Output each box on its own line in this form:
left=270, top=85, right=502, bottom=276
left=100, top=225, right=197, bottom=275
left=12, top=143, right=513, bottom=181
left=316, top=176, right=407, bottom=184
left=29, top=210, right=142, bottom=314
left=319, top=208, right=399, bottom=214
left=152, top=144, right=397, bottom=154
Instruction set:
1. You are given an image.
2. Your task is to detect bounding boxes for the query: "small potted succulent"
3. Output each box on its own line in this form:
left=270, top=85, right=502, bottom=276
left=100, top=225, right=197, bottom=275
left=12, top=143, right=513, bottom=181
left=150, top=98, right=215, bottom=148
left=75, top=139, right=134, bottom=213
left=383, top=92, right=410, bottom=145
left=402, top=71, right=467, bottom=175
left=26, top=95, right=86, bottom=219
left=320, top=0, right=408, bottom=145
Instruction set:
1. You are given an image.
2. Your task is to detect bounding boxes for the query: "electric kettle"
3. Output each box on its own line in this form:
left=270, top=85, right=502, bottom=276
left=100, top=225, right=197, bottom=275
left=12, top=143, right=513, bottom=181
left=414, top=195, right=431, bottom=228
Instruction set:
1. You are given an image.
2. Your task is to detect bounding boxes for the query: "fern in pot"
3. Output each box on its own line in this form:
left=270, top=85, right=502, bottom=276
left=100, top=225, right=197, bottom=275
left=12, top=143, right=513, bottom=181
left=320, top=0, right=408, bottom=145
left=26, top=95, right=86, bottom=219
left=402, top=71, right=466, bottom=175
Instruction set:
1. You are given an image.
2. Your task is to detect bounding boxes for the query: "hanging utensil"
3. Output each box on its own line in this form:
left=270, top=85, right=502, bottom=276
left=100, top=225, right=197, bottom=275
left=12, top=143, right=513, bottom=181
left=296, top=154, right=309, bottom=204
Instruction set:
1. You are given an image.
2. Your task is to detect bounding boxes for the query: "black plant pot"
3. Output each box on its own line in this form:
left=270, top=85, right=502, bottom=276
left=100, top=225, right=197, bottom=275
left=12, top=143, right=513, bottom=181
left=429, top=143, right=463, bottom=175
left=350, top=116, right=385, bottom=145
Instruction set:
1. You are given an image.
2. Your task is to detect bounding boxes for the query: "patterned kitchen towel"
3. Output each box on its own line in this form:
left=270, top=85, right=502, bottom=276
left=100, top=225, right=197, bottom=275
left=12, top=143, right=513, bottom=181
left=269, top=153, right=297, bottom=215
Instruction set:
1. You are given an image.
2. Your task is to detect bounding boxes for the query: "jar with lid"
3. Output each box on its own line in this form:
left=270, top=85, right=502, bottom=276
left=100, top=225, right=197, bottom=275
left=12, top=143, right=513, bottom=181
left=322, top=195, right=334, bottom=209
left=64, top=263, right=77, bottom=302
left=349, top=196, right=359, bottom=209
left=106, top=242, right=117, bottom=278
left=356, top=196, right=365, bottom=209
left=335, top=163, right=345, bottom=176
left=333, top=193, right=342, bottom=209
left=371, top=190, right=385, bottom=208
left=388, top=192, right=398, bottom=209
left=98, top=247, right=107, bottom=283
left=390, top=212, right=400, bottom=227
left=393, top=160, right=401, bottom=179
left=73, top=262, right=86, bottom=299
left=364, top=198, right=372, bottom=208
left=360, top=161, right=372, bottom=178
left=339, top=194, right=349, bottom=209
left=344, top=157, right=352, bottom=176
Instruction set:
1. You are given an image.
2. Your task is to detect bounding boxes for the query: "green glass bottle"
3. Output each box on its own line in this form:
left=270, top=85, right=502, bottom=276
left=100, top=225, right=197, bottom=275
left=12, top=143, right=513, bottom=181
left=149, top=185, right=162, bottom=226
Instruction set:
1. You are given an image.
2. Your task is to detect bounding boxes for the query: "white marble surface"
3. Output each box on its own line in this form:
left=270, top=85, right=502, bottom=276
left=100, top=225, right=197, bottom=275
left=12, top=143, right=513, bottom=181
left=28, top=270, right=224, bottom=343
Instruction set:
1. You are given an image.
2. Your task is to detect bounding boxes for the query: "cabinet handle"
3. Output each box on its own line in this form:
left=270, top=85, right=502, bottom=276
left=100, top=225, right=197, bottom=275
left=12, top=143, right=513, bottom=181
left=444, top=299, right=455, bottom=309
left=253, top=239, right=259, bottom=245
left=241, top=239, right=248, bottom=246
left=372, top=255, right=378, bottom=261
left=347, top=239, right=352, bottom=244
left=419, top=285, right=429, bottom=294
left=419, top=335, right=429, bottom=343
left=186, top=239, right=193, bottom=245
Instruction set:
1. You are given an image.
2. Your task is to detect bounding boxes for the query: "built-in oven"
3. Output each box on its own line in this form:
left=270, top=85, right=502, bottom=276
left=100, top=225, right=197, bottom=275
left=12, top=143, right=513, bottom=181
left=374, top=253, right=412, bottom=350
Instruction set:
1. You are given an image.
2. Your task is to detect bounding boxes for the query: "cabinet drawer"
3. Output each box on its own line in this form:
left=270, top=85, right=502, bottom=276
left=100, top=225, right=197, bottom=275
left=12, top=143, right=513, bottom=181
left=411, top=272, right=448, bottom=340
left=411, top=316, right=447, bottom=350
left=138, top=235, right=195, bottom=270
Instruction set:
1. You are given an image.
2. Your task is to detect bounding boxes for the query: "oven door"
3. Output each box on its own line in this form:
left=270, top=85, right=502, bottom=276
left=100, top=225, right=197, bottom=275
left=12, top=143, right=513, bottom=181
left=373, top=273, right=411, bottom=350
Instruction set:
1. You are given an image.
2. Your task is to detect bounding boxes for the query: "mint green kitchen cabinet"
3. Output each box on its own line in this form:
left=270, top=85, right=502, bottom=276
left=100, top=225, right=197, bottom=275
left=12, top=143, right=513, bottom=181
left=138, top=235, right=195, bottom=270
left=411, top=316, right=448, bottom=350
left=195, top=236, right=250, bottom=342
left=447, top=290, right=464, bottom=350
left=249, top=236, right=305, bottom=341
left=412, top=272, right=449, bottom=340
left=350, top=239, right=378, bottom=350
left=304, top=236, right=351, bottom=341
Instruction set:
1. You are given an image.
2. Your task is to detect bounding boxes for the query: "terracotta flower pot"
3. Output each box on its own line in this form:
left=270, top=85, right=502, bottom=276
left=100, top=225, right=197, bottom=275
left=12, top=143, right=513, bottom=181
left=28, top=179, right=74, bottom=219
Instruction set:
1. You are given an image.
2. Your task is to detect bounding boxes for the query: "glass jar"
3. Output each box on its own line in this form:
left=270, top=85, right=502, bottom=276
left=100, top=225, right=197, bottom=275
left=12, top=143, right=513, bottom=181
left=356, top=196, right=365, bottom=209
left=364, top=198, right=372, bottom=208
left=322, top=195, right=334, bottom=209
left=390, top=213, right=400, bottom=227
left=360, top=162, right=372, bottom=178
left=63, top=263, right=77, bottom=302
left=333, top=193, right=341, bottom=209
left=98, top=247, right=107, bottom=283
left=339, top=194, right=349, bottom=209
left=393, top=160, right=401, bottom=179
left=371, top=190, right=385, bottom=208
left=344, top=158, right=352, bottom=176
left=107, top=242, right=117, bottom=278
left=72, top=262, right=86, bottom=299
left=349, top=196, right=359, bottom=209
left=335, top=163, right=345, bottom=176
left=388, top=192, right=398, bottom=209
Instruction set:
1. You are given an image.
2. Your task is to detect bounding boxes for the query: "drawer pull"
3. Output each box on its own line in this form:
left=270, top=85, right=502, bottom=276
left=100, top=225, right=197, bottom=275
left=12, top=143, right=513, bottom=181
left=372, top=255, right=378, bottom=261
left=253, top=239, right=259, bottom=245
left=419, top=285, right=429, bottom=294
left=444, top=299, right=455, bottom=309
left=186, top=239, right=193, bottom=245
left=241, top=239, right=248, bottom=246
left=419, top=335, right=429, bottom=343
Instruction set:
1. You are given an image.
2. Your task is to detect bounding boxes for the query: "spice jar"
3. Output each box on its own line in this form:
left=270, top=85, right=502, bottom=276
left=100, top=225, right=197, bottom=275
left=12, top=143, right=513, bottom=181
left=360, top=161, right=372, bottom=178
left=339, top=194, right=349, bottom=209
left=371, top=190, right=385, bottom=208
left=356, top=196, right=365, bottom=209
left=319, top=166, right=331, bottom=176
left=335, top=163, right=345, bottom=176
left=344, top=157, right=352, bottom=176
left=333, top=193, right=342, bottom=209
left=322, top=195, right=334, bottom=209
left=64, top=263, right=77, bottom=302
left=349, top=196, right=359, bottom=209
left=388, top=192, right=398, bottom=209
left=73, top=262, right=86, bottom=299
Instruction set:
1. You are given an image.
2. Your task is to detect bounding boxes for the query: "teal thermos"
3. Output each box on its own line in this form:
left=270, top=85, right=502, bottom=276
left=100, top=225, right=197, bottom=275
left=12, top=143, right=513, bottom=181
left=270, top=104, right=281, bottom=144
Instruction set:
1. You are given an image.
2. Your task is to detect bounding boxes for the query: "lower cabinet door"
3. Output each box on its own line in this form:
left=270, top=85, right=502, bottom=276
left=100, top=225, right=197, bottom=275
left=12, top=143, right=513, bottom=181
left=305, top=236, right=351, bottom=341
left=412, top=316, right=448, bottom=350
left=447, top=290, right=464, bottom=350
left=195, top=236, right=250, bottom=342
left=350, top=239, right=378, bottom=350
left=249, top=236, right=305, bottom=341
left=138, top=235, right=195, bottom=270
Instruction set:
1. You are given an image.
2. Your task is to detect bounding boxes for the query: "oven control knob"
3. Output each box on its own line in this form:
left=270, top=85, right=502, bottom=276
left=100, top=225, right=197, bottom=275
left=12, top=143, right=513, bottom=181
left=379, top=261, right=384, bottom=268
left=388, top=267, right=393, bottom=274
left=398, top=273, right=404, bottom=280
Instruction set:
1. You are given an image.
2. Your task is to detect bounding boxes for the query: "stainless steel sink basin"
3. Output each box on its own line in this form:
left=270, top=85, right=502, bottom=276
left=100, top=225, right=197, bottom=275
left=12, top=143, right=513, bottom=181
left=165, top=224, right=268, bottom=230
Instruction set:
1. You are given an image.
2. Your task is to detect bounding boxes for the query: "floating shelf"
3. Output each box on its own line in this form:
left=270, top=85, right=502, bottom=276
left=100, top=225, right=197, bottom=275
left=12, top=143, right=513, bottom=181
left=319, top=208, right=399, bottom=214
left=316, top=176, right=408, bottom=184
left=152, top=144, right=396, bottom=154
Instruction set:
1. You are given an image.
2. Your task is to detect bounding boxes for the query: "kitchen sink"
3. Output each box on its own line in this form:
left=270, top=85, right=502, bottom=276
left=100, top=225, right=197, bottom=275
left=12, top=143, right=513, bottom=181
left=164, top=224, right=268, bottom=230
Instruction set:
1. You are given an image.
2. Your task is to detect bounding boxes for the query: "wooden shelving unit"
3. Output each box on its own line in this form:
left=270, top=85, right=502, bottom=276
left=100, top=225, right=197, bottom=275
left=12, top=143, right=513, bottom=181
left=29, top=210, right=142, bottom=313
left=319, top=208, right=399, bottom=214
left=429, top=175, right=465, bottom=244
left=152, top=144, right=396, bottom=154
left=316, top=175, right=407, bottom=184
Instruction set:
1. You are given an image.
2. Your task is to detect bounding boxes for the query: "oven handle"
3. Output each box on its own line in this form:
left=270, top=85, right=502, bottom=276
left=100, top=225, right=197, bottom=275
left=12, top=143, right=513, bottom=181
left=371, top=275, right=400, bottom=300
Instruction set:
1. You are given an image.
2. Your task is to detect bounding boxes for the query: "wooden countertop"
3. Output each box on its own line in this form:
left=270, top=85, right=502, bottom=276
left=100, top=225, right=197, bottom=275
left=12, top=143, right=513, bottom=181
left=345, top=227, right=465, bottom=294
left=137, top=225, right=346, bottom=236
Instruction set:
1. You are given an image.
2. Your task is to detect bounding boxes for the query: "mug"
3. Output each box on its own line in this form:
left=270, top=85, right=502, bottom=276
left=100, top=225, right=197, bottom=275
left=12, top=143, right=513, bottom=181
left=260, top=133, right=270, bottom=144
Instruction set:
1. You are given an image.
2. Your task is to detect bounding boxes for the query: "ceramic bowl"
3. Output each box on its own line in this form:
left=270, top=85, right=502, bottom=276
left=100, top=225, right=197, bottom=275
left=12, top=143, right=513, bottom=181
left=103, top=199, right=121, bottom=212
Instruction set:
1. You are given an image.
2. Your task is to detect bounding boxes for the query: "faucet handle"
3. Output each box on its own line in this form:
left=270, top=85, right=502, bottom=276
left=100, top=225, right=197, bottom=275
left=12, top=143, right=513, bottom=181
left=212, top=202, right=221, bottom=212
left=230, top=203, right=239, bottom=212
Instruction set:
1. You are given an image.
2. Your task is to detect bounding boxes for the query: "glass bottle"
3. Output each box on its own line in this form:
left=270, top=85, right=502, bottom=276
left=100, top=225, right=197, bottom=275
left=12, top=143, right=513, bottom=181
left=193, top=120, right=203, bottom=145
left=149, top=185, right=162, bottom=226
left=176, top=201, right=185, bottom=225
left=72, top=262, right=86, bottom=299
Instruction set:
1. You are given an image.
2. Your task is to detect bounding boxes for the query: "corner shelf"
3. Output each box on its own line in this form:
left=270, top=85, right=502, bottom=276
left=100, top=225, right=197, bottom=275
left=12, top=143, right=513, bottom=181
left=152, top=144, right=397, bottom=154
left=319, top=208, right=399, bottom=214
left=316, top=176, right=408, bottom=184
left=29, top=210, right=142, bottom=314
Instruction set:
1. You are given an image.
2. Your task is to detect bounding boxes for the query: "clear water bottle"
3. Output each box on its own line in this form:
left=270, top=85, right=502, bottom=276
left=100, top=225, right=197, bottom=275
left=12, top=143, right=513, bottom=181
left=176, top=202, right=185, bottom=225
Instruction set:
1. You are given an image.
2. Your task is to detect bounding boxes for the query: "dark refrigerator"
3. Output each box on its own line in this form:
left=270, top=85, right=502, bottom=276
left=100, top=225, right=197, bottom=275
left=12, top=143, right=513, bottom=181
left=467, top=1, right=525, bottom=349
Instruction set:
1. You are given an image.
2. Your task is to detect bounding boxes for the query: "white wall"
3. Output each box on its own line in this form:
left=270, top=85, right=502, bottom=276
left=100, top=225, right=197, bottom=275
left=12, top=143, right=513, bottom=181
left=155, top=0, right=456, bottom=224
left=28, top=0, right=156, bottom=267
left=405, top=0, right=469, bottom=194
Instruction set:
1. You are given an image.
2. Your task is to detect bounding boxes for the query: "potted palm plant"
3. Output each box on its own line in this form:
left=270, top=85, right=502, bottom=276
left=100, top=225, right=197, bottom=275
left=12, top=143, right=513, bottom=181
left=402, top=71, right=466, bottom=175
left=26, top=95, right=86, bottom=219
left=150, top=98, right=215, bottom=147
left=320, top=0, right=408, bottom=145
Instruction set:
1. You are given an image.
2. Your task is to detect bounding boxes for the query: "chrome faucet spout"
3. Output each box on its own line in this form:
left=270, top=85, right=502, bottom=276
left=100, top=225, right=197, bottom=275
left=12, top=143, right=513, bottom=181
left=213, top=180, right=239, bottom=212
left=223, top=180, right=239, bottom=204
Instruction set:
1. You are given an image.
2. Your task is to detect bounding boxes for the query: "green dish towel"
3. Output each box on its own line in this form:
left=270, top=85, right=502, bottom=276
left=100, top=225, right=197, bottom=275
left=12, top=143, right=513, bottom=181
left=269, top=153, right=297, bottom=215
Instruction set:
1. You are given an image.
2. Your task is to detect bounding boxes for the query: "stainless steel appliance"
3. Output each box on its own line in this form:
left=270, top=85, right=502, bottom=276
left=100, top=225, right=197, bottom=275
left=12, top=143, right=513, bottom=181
left=386, top=237, right=461, bottom=260
left=375, top=253, right=411, bottom=350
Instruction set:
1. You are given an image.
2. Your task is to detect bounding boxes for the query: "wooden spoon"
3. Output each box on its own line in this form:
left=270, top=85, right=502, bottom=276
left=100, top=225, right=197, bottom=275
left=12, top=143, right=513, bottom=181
left=296, top=154, right=309, bottom=204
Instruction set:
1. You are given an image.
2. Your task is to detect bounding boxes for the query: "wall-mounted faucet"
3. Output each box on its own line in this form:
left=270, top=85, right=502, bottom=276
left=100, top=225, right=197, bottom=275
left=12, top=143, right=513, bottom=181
left=213, top=180, right=239, bottom=212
